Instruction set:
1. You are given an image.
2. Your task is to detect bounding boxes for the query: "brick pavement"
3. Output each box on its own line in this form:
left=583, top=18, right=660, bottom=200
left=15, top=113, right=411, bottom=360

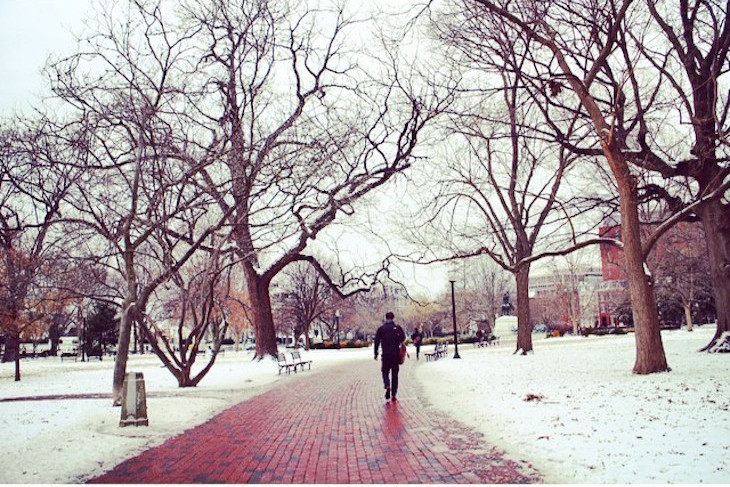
left=90, top=355, right=540, bottom=484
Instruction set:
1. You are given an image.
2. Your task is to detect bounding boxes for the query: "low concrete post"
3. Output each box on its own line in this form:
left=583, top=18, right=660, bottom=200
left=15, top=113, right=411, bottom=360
left=119, top=371, right=149, bottom=427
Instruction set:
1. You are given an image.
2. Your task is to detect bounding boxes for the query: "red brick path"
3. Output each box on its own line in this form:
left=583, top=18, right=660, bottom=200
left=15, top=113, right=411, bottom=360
left=90, top=356, right=539, bottom=483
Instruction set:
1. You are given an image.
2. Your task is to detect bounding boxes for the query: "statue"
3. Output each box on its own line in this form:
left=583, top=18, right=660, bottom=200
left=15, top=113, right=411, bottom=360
left=501, top=292, right=514, bottom=316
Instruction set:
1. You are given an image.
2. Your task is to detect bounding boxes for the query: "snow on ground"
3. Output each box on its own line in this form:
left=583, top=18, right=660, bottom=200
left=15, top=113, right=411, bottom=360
left=1, top=327, right=728, bottom=484
left=0, top=347, right=363, bottom=483
left=415, top=326, right=730, bottom=484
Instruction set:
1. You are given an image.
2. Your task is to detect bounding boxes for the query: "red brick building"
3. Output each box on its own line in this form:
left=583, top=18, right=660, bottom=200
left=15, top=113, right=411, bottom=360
left=597, top=216, right=708, bottom=328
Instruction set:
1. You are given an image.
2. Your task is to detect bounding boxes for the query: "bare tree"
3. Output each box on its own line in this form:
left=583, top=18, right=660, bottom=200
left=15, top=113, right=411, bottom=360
left=219, top=277, right=254, bottom=351
left=631, top=0, right=730, bottom=351
left=48, top=1, right=233, bottom=404
left=0, top=120, right=80, bottom=380
left=464, top=257, right=512, bottom=330
left=458, top=0, right=673, bottom=372
left=275, top=262, right=332, bottom=350
left=401, top=300, right=448, bottom=338
left=407, top=12, right=585, bottom=354
left=185, top=0, right=455, bottom=358
left=648, top=221, right=713, bottom=332
left=466, top=0, right=730, bottom=368
left=142, top=244, right=230, bottom=387
left=539, top=254, right=601, bottom=333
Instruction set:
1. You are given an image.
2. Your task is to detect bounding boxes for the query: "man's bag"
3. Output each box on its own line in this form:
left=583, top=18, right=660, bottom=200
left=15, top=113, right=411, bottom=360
left=399, top=343, right=407, bottom=364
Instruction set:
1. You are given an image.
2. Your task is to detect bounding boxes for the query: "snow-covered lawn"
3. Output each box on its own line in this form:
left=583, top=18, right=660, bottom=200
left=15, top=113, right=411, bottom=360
left=415, top=326, right=730, bottom=484
left=1, top=327, right=727, bottom=484
left=0, top=348, right=363, bottom=483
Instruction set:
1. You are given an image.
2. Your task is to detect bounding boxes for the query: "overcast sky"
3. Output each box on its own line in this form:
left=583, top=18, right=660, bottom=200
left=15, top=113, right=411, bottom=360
left=0, top=0, right=95, bottom=115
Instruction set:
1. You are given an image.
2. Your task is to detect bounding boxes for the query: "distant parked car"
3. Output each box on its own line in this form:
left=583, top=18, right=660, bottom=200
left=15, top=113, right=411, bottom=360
left=533, top=324, right=548, bottom=333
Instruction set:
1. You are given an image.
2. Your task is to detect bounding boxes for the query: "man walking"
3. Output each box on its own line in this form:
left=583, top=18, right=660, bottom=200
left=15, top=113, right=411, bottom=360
left=374, top=311, right=405, bottom=402
left=411, top=325, right=423, bottom=360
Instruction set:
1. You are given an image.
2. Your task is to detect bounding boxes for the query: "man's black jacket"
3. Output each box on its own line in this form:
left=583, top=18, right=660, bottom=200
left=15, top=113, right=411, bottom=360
left=374, top=320, right=405, bottom=360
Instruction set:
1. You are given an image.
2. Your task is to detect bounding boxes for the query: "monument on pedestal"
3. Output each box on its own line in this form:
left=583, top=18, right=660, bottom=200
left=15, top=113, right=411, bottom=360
left=494, top=292, right=517, bottom=336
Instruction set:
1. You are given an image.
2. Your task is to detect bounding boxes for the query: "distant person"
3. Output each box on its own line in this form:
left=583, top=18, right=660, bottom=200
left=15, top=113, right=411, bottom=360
left=374, top=311, right=406, bottom=402
left=411, top=326, right=423, bottom=360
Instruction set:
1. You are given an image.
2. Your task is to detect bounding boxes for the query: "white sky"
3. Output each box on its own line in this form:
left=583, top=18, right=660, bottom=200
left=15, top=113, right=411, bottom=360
left=0, top=0, right=96, bottom=115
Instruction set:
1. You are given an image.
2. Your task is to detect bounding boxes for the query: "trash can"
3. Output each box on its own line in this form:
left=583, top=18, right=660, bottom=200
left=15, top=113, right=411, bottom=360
left=119, top=371, right=149, bottom=427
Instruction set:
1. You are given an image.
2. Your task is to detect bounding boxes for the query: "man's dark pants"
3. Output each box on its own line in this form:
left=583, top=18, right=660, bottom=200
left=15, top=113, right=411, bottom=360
left=381, top=357, right=400, bottom=396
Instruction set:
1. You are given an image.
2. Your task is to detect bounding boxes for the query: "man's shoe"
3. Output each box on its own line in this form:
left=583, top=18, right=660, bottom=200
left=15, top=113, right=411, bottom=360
left=385, top=388, right=391, bottom=400
left=391, top=395, right=397, bottom=402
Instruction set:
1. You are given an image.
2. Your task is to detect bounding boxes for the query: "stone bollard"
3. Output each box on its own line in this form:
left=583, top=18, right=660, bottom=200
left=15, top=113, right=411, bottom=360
left=119, top=371, right=149, bottom=427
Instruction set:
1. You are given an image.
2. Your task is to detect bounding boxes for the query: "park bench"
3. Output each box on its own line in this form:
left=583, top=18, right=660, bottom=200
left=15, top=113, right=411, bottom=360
left=276, top=352, right=296, bottom=374
left=476, top=334, right=500, bottom=348
left=424, top=343, right=440, bottom=361
left=60, top=352, right=76, bottom=361
left=425, top=343, right=447, bottom=361
left=290, top=350, right=312, bottom=372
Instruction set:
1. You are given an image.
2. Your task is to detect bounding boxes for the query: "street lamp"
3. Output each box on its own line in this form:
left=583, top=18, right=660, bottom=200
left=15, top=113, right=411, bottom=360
left=81, top=314, right=87, bottom=362
left=450, top=280, right=461, bottom=359
left=334, top=310, right=341, bottom=349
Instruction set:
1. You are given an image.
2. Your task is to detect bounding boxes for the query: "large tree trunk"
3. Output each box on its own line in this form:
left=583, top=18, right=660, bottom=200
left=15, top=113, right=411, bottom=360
left=514, top=266, right=533, bottom=354
left=616, top=181, right=669, bottom=374
left=697, top=200, right=730, bottom=351
left=244, top=266, right=278, bottom=359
